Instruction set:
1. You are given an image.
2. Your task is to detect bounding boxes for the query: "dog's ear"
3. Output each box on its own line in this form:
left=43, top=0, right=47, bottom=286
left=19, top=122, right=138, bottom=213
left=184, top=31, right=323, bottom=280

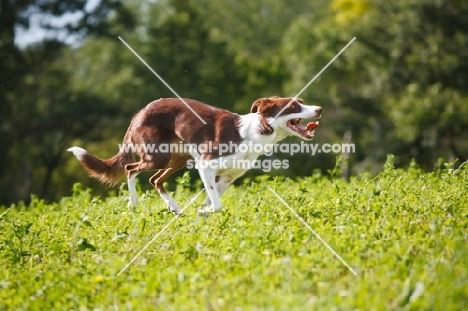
left=250, top=98, right=265, bottom=113
left=250, top=98, right=274, bottom=135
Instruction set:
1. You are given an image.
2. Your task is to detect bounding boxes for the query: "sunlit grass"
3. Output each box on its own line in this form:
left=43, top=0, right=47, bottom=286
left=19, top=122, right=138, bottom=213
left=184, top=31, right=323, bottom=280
left=1, top=158, right=467, bottom=310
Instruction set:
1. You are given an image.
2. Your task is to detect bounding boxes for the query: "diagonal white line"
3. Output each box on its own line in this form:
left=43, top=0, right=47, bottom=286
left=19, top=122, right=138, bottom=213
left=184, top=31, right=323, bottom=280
left=117, top=188, right=206, bottom=276
left=270, top=37, right=356, bottom=123
left=293, top=37, right=356, bottom=100
left=118, top=36, right=207, bottom=125
left=268, top=187, right=357, bottom=275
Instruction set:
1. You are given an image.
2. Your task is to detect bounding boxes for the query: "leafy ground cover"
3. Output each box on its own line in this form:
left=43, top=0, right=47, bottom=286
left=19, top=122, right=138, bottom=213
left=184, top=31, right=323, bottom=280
left=1, top=158, right=467, bottom=310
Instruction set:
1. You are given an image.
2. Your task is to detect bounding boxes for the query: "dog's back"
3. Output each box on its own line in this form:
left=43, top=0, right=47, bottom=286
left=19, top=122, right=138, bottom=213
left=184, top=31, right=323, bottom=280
left=68, top=97, right=322, bottom=215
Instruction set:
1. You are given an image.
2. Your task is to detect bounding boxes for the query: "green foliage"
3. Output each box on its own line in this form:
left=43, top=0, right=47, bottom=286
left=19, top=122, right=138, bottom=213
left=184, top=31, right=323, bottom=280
left=2, top=0, right=468, bottom=206
left=284, top=0, right=468, bottom=172
left=0, top=0, right=135, bottom=204
left=1, top=164, right=467, bottom=309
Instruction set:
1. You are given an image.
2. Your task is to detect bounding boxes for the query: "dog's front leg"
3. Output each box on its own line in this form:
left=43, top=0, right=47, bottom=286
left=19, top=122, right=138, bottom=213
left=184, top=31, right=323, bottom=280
left=203, top=173, right=241, bottom=206
left=204, top=177, right=227, bottom=206
left=197, top=165, right=222, bottom=215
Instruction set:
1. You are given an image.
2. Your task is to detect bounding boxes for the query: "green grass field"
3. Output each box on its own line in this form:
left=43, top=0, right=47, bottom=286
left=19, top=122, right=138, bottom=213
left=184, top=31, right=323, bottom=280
left=1, top=158, right=467, bottom=310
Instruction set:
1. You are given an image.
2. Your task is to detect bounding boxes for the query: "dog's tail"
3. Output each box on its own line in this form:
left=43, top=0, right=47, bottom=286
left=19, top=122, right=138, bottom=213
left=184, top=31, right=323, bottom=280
left=67, top=146, right=133, bottom=185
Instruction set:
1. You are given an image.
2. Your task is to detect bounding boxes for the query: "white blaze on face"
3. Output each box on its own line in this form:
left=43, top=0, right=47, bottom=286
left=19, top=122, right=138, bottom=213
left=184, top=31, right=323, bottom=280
left=299, top=104, right=322, bottom=118
left=271, top=103, right=322, bottom=140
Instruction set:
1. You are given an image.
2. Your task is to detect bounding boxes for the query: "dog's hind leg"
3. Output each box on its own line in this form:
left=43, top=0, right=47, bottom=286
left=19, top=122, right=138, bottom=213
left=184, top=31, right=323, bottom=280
left=124, top=156, right=168, bottom=207
left=127, top=172, right=139, bottom=207
left=125, top=162, right=150, bottom=207
left=149, top=155, right=190, bottom=215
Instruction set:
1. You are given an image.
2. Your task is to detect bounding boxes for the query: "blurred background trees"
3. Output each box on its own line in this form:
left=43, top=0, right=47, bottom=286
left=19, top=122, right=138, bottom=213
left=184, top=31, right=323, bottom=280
left=1, top=0, right=467, bottom=205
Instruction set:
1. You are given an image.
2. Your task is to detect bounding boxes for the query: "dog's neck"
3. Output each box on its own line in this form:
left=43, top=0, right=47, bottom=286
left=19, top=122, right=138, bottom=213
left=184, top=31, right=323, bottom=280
left=238, top=113, right=287, bottom=145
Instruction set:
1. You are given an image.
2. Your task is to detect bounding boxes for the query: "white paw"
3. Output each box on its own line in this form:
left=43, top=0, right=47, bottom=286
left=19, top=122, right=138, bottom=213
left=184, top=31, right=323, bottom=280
left=197, top=205, right=216, bottom=216
left=169, top=207, right=182, bottom=216
left=168, top=205, right=182, bottom=215
left=128, top=196, right=138, bottom=207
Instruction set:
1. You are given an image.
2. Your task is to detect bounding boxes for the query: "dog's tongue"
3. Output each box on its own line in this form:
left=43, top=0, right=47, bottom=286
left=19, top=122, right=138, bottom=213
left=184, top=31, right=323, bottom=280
left=306, top=121, right=319, bottom=130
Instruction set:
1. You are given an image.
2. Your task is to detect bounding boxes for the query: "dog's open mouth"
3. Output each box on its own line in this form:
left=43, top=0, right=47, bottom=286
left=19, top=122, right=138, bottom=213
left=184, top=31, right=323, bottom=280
left=286, top=118, right=320, bottom=139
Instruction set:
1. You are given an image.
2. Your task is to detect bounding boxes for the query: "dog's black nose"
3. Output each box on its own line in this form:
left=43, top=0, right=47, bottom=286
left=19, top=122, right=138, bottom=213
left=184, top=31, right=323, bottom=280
left=316, top=107, right=322, bottom=115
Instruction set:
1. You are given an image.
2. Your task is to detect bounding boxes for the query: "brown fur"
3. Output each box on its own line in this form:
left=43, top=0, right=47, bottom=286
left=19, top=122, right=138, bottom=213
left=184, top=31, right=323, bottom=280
left=69, top=96, right=322, bottom=214
left=75, top=98, right=244, bottom=185
left=72, top=97, right=305, bottom=192
left=79, top=151, right=133, bottom=185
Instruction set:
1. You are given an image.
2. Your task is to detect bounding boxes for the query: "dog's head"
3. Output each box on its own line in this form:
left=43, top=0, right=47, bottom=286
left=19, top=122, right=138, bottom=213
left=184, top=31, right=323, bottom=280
left=250, top=96, right=322, bottom=140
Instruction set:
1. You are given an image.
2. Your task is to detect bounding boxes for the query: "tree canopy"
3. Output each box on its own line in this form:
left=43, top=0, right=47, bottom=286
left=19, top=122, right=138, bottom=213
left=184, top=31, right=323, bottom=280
left=1, top=0, right=467, bottom=205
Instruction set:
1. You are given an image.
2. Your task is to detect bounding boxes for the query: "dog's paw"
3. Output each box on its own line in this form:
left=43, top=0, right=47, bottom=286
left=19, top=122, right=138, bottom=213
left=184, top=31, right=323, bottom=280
left=197, top=205, right=215, bottom=216
left=169, top=207, right=182, bottom=216
left=128, top=196, right=138, bottom=207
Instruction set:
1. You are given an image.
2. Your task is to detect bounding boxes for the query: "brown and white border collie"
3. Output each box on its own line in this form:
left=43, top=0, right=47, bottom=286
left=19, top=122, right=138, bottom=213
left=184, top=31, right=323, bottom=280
left=68, top=97, right=322, bottom=215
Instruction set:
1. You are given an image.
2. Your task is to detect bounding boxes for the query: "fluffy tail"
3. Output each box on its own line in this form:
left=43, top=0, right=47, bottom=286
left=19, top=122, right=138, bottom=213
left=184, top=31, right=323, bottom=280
left=67, top=146, right=133, bottom=185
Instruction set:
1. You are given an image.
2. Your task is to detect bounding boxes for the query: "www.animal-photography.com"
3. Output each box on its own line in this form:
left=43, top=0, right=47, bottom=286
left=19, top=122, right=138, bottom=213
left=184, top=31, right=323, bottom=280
left=1, top=0, right=467, bottom=310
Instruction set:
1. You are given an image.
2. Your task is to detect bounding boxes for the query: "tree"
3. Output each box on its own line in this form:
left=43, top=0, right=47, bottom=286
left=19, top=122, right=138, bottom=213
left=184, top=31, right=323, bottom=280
left=283, top=0, right=468, bottom=173
left=0, top=0, right=252, bottom=204
left=0, top=0, right=134, bottom=204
